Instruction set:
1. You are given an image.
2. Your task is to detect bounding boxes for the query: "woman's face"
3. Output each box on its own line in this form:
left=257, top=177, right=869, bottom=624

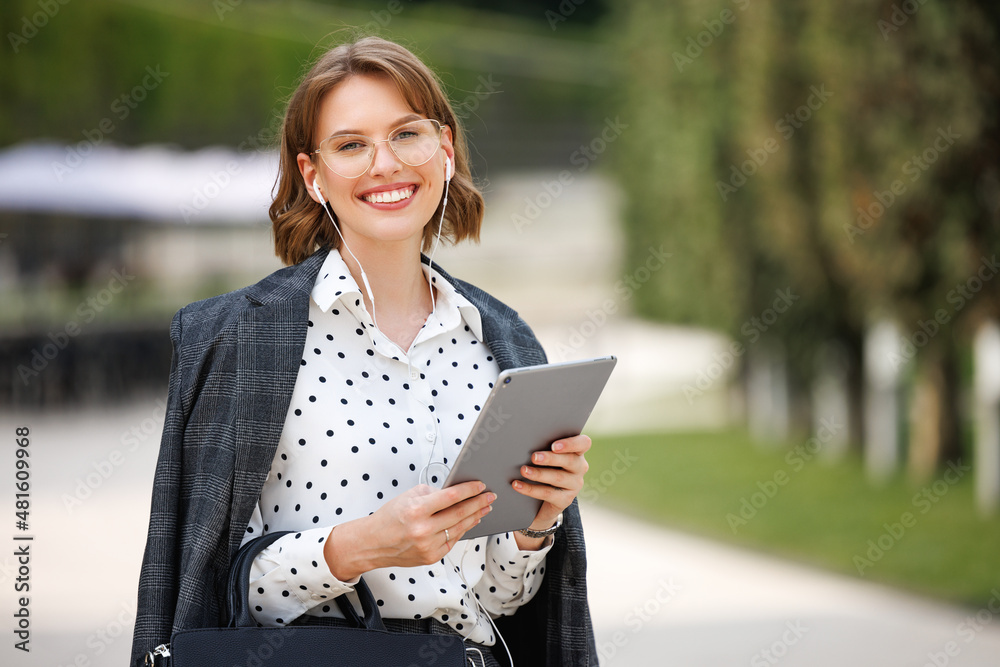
left=297, top=74, right=454, bottom=253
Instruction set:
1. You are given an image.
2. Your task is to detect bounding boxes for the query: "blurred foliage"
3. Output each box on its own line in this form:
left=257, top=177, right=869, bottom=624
left=410, top=0, right=609, bottom=26
left=0, top=0, right=304, bottom=148
left=612, top=0, right=1000, bottom=462
left=0, top=0, right=612, bottom=160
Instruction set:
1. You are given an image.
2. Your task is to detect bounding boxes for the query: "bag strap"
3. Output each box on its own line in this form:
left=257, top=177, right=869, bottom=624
left=227, top=530, right=387, bottom=632
left=228, top=531, right=290, bottom=628
left=343, top=578, right=387, bottom=632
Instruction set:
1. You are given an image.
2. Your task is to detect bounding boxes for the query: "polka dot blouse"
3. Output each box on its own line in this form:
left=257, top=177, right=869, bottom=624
left=241, top=249, right=550, bottom=645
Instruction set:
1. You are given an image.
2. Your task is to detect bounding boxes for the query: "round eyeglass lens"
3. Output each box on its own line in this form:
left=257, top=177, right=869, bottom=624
left=318, top=119, right=442, bottom=178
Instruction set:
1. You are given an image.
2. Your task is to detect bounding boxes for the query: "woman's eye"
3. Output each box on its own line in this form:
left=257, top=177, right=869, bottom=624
left=393, top=131, right=419, bottom=141
left=335, top=140, right=367, bottom=153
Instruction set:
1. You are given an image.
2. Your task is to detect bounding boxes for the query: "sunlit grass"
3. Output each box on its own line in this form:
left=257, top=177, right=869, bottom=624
left=587, top=429, right=1000, bottom=607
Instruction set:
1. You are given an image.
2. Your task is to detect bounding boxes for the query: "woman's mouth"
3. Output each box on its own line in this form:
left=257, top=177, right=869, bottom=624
left=360, top=186, right=416, bottom=204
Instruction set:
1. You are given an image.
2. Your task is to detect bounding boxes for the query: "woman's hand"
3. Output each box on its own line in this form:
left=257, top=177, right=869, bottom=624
left=323, top=481, right=495, bottom=580
left=511, top=434, right=592, bottom=550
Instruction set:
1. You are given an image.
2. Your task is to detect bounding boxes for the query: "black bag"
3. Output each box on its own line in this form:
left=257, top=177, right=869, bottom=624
left=146, top=531, right=470, bottom=666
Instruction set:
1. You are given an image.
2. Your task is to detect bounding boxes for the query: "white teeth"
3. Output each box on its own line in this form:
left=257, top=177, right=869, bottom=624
left=363, top=187, right=414, bottom=204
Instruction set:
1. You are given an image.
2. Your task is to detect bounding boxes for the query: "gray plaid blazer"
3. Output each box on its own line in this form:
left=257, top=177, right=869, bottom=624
left=130, top=247, right=598, bottom=667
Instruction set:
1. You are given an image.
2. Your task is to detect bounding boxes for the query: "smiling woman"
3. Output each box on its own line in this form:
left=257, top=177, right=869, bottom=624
left=269, top=39, right=483, bottom=268
left=131, top=36, right=600, bottom=667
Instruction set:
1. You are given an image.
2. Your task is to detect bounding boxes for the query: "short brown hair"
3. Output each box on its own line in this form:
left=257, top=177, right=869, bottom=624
left=269, top=36, right=485, bottom=266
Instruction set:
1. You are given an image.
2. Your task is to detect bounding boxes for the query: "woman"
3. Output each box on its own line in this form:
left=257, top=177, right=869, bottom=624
left=131, top=36, right=599, bottom=667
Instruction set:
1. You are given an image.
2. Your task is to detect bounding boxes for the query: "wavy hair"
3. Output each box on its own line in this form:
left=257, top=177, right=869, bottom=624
left=269, top=36, right=485, bottom=266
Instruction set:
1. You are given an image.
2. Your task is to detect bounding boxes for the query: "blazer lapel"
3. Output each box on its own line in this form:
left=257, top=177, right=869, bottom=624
left=228, top=248, right=330, bottom=549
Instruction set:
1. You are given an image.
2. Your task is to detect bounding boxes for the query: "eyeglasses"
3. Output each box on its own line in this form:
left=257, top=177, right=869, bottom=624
left=312, top=119, right=443, bottom=179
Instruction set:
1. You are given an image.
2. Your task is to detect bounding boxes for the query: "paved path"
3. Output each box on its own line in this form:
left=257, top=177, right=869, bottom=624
left=584, top=503, right=1000, bottom=666
left=4, top=400, right=1000, bottom=666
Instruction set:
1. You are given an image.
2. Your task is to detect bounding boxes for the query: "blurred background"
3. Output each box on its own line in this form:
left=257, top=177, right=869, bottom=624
left=2, top=0, right=1000, bottom=665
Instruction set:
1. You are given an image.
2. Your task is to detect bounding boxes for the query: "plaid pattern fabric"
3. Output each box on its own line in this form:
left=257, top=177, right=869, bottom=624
left=130, top=247, right=598, bottom=667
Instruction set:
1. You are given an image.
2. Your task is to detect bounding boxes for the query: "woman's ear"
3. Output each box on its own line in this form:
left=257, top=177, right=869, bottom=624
left=440, top=125, right=455, bottom=172
left=297, top=152, right=323, bottom=203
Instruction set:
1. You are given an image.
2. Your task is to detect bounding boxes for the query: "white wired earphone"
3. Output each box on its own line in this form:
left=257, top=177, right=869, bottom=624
left=313, top=153, right=455, bottom=484
left=311, top=153, right=452, bottom=332
left=446, top=539, right=515, bottom=667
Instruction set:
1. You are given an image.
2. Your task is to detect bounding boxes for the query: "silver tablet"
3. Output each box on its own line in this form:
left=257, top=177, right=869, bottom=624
left=444, top=355, right=617, bottom=539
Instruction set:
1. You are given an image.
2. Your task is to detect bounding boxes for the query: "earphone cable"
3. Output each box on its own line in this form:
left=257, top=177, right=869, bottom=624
left=446, top=541, right=514, bottom=667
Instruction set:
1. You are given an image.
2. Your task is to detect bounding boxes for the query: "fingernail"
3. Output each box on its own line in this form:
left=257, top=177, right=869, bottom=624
left=488, top=493, right=497, bottom=503
left=553, top=442, right=564, bottom=451
left=482, top=505, right=492, bottom=515
left=522, top=466, right=533, bottom=477
left=512, top=480, right=522, bottom=490
left=478, top=482, right=486, bottom=492
left=534, top=453, right=545, bottom=463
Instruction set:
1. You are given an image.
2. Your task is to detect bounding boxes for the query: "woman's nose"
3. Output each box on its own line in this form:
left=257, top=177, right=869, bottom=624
left=368, top=139, right=402, bottom=177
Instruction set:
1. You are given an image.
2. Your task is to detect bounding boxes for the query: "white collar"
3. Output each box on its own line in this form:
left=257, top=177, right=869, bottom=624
left=310, top=248, right=485, bottom=343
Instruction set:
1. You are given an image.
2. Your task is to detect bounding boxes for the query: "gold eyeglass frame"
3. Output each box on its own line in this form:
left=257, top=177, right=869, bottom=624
left=312, top=119, right=443, bottom=179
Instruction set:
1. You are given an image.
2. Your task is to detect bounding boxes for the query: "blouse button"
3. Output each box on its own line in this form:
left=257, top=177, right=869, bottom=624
left=425, top=432, right=435, bottom=442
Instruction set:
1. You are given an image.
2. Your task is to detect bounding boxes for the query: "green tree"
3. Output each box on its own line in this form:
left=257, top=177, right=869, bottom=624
left=614, top=0, right=1000, bottom=476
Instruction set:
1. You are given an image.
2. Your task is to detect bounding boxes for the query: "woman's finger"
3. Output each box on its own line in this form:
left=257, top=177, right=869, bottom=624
left=433, top=491, right=496, bottom=527
left=447, top=502, right=493, bottom=543
left=528, top=450, right=590, bottom=476
left=421, top=480, right=487, bottom=514
left=511, top=478, right=575, bottom=506
left=551, top=434, right=592, bottom=454
left=519, top=465, right=581, bottom=493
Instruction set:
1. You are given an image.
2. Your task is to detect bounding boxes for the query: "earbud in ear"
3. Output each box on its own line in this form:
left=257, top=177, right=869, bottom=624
left=313, top=181, right=325, bottom=204
left=445, top=156, right=453, bottom=181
